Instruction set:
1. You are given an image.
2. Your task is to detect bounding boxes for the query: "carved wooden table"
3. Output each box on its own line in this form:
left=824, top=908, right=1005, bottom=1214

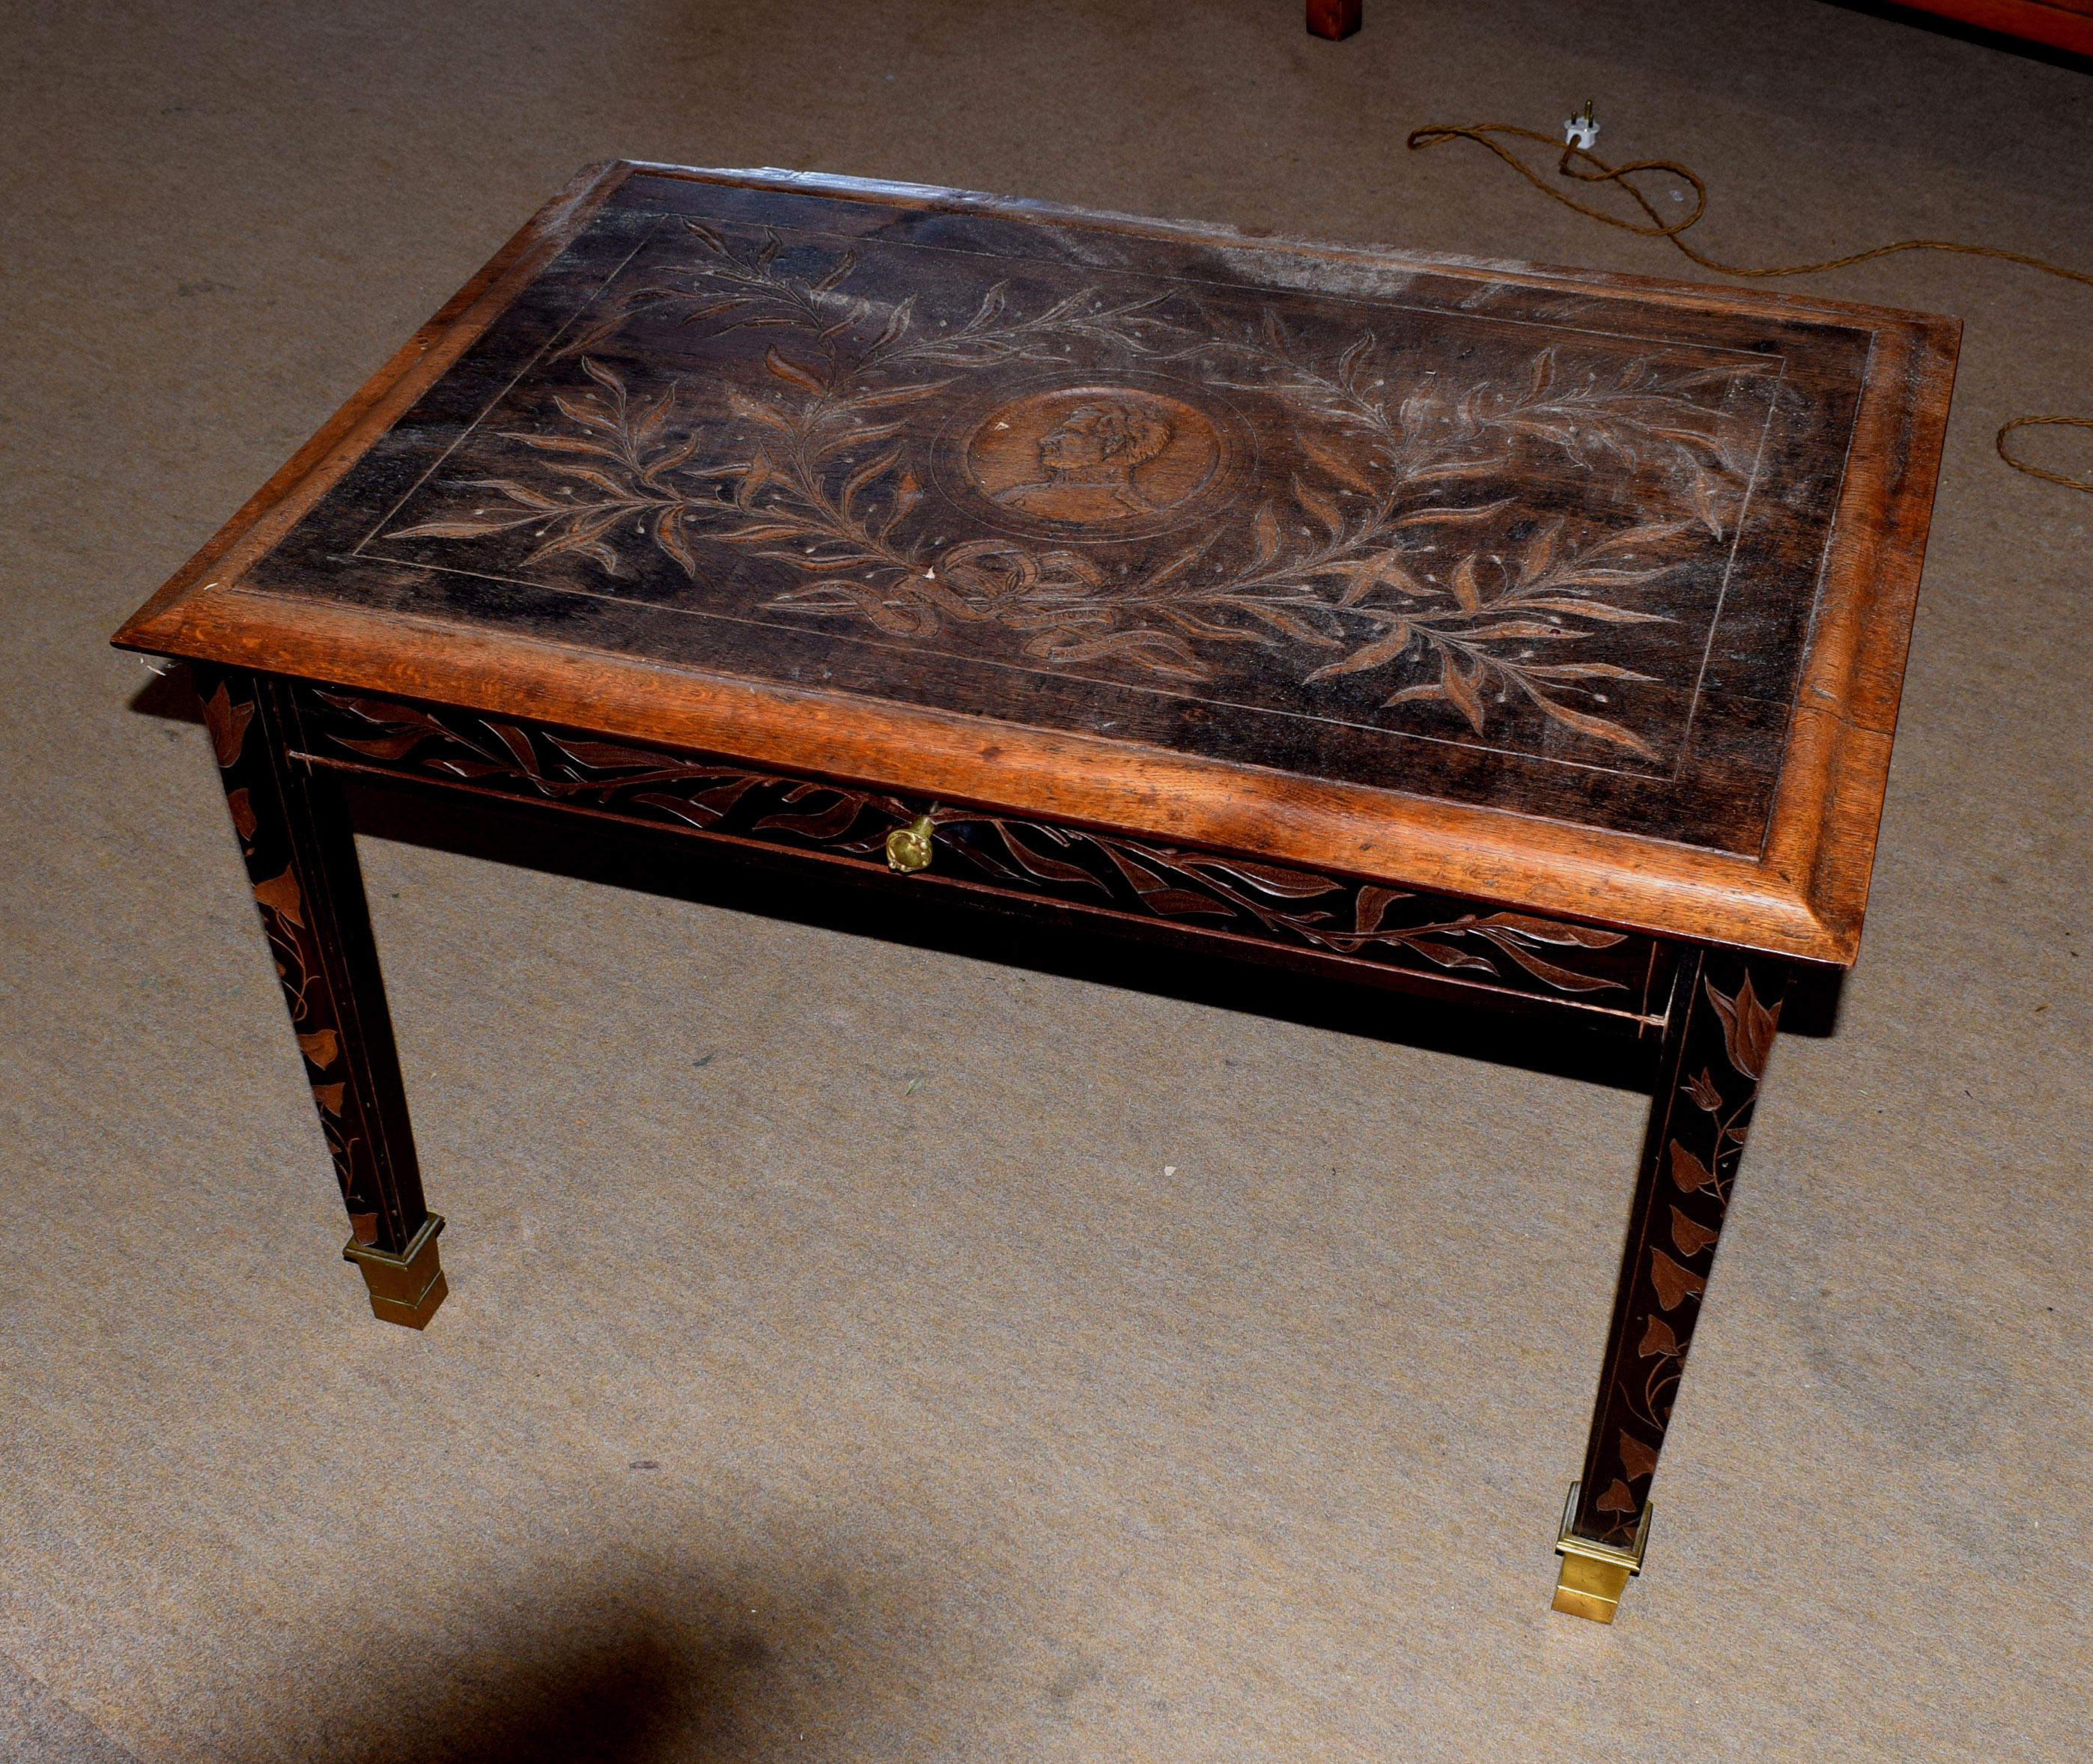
left=113, top=163, right=1956, bottom=1622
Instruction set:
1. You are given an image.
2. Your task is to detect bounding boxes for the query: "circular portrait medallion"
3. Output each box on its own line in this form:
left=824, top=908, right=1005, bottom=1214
left=962, top=385, right=1226, bottom=530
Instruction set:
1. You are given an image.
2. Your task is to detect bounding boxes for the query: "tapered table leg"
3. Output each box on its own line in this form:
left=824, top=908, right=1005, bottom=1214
left=1307, top=0, right=1362, bottom=40
left=1554, top=946, right=1790, bottom=1619
left=195, top=666, right=446, bottom=1328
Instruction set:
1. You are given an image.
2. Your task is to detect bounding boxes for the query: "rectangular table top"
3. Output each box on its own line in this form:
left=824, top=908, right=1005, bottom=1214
left=115, top=162, right=1959, bottom=964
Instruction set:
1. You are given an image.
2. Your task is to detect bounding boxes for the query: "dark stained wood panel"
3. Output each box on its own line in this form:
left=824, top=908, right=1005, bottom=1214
left=243, top=171, right=1868, bottom=857
left=114, top=164, right=1960, bottom=964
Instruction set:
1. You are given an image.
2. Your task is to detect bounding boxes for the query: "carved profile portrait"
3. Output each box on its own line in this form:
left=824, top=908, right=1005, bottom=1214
left=965, top=385, right=1224, bottom=528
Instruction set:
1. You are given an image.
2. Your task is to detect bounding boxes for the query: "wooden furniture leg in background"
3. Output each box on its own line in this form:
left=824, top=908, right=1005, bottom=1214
left=1307, top=0, right=1362, bottom=40
left=1554, top=946, right=1790, bottom=1619
left=194, top=666, right=446, bottom=1327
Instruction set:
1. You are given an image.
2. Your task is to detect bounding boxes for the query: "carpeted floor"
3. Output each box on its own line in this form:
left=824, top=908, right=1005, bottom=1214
left=3, top=2, right=2089, bottom=1760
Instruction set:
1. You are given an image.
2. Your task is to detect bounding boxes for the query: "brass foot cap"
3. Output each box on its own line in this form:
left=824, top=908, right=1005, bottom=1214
left=343, top=1213, right=447, bottom=1329
left=1551, top=1482, right=1653, bottom=1624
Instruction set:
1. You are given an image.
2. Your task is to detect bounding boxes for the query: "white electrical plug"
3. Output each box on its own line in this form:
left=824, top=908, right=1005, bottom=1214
left=1564, top=101, right=1600, bottom=150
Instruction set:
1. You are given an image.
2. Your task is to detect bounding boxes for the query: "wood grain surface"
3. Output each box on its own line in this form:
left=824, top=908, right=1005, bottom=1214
left=113, top=163, right=1960, bottom=965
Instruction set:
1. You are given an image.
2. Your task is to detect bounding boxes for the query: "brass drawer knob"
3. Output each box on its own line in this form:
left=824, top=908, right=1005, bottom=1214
left=885, top=814, right=935, bottom=874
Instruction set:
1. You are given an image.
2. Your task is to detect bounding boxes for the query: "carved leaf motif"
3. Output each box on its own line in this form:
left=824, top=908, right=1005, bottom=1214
left=1383, top=681, right=1445, bottom=708
left=1304, top=621, right=1412, bottom=683
left=1594, top=1479, right=1639, bottom=1515
left=1353, top=885, right=1406, bottom=934
left=770, top=347, right=824, bottom=389
left=1291, top=473, right=1345, bottom=541
left=202, top=683, right=255, bottom=770
left=1617, top=1431, right=1659, bottom=1481
left=252, top=867, right=305, bottom=929
left=347, top=1211, right=379, bottom=1246
left=872, top=294, right=917, bottom=350
left=1519, top=662, right=1656, bottom=682
left=1683, top=1067, right=1725, bottom=1112
left=1649, top=1248, right=1707, bottom=1311
left=1514, top=596, right=1672, bottom=624
left=1471, top=913, right=1625, bottom=949
left=1669, top=1206, right=1719, bottom=1257
left=484, top=723, right=539, bottom=776
left=1024, top=625, right=1211, bottom=681
left=545, top=737, right=680, bottom=772
left=652, top=505, right=699, bottom=577
left=1689, top=464, right=1726, bottom=540
left=1248, top=502, right=1282, bottom=570
left=1295, top=425, right=1376, bottom=493
left=336, top=734, right=431, bottom=760
left=1187, top=858, right=1339, bottom=898
left=1668, top=1140, right=1716, bottom=1193
left=312, top=1083, right=346, bottom=1116
left=1391, top=497, right=1517, bottom=529
left=1404, top=939, right=1498, bottom=973
left=297, top=1029, right=338, bottom=1069
left=1100, top=843, right=1168, bottom=895
left=753, top=791, right=866, bottom=840
left=991, top=824, right=1106, bottom=889
left=1440, top=654, right=1485, bottom=733
left=227, top=788, right=258, bottom=841
left=1527, top=695, right=1662, bottom=763
left=726, top=386, right=795, bottom=433
left=1470, top=937, right=1623, bottom=993
left=1143, top=889, right=1236, bottom=918
left=1707, top=971, right=1781, bottom=1079
left=886, top=469, right=924, bottom=531
left=848, top=379, right=958, bottom=412
left=389, top=514, right=548, bottom=540
left=1638, top=1314, right=1680, bottom=1358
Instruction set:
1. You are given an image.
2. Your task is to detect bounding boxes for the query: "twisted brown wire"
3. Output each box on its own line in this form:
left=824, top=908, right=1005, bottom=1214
left=1407, top=122, right=2093, bottom=494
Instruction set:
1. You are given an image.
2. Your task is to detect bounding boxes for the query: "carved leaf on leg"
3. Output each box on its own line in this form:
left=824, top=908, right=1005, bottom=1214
left=1668, top=1140, right=1716, bottom=1193
left=1638, top=1314, right=1680, bottom=1359
left=1648, top=1248, right=1707, bottom=1310
left=1669, top=1206, right=1719, bottom=1256
left=202, top=682, right=255, bottom=769
left=253, top=868, right=306, bottom=928
left=1707, top=971, right=1781, bottom=1080
left=1595, top=1479, right=1639, bottom=1516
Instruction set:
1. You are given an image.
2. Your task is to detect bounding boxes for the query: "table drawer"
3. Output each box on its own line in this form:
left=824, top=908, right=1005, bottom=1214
left=285, top=682, right=1674, bottom=1035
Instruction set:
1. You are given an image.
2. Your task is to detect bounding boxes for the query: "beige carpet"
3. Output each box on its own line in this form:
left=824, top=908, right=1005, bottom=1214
left=3, top=2, right=2089, bottom=1760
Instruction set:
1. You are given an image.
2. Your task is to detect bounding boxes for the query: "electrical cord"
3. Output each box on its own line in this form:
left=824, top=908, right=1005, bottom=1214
left=1406, top=120, right=2093, bottom=494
